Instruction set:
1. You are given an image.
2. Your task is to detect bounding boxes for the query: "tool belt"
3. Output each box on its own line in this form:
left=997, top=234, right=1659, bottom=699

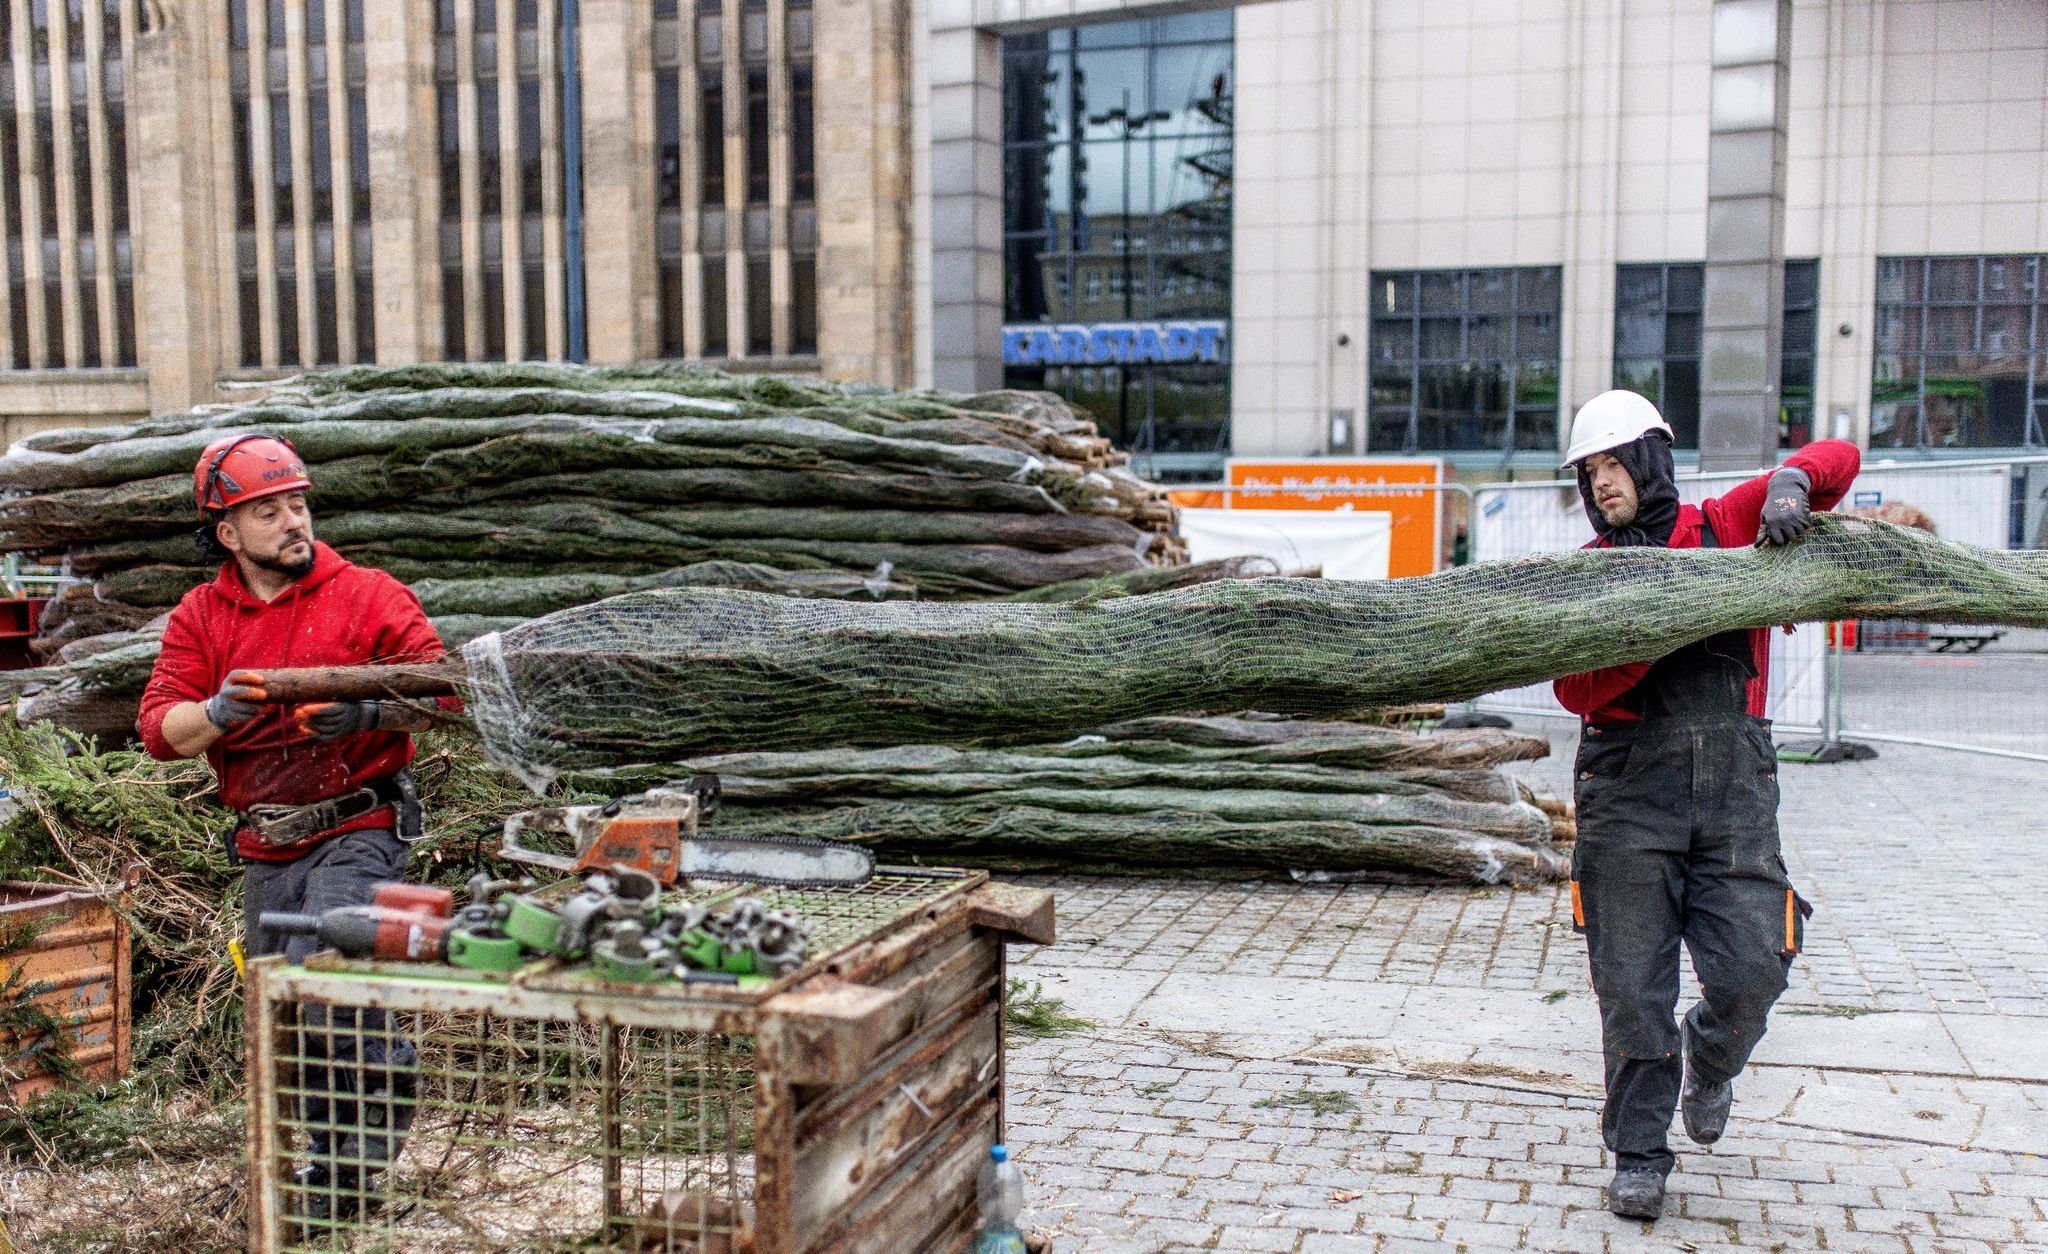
left=241, top=768, right=423, bottom=848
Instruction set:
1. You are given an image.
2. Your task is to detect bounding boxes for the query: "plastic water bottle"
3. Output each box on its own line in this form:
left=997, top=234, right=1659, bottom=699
left=975, top=1143, right=1028, bottom=1254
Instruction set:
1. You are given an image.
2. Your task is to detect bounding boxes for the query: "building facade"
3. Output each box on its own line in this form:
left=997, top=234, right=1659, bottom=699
left=925, top=0, right=2048, bottom=477
left=0, top=0, right=915, bottom=447
left=2, top=0, right=2044, bottom=486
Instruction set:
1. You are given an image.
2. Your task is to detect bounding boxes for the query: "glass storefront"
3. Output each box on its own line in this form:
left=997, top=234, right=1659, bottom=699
left=1873, top=254, right=2047, bottom=450
left=1611, top=259, right=1818, bottom=450
left=1001, top=14, right=1233, bottom=476
left=1368, top=267, right=1562, bottom=454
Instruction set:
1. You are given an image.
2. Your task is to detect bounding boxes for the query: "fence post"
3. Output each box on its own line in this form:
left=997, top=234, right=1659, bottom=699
left=1778, top=623, right=1878, bottom=763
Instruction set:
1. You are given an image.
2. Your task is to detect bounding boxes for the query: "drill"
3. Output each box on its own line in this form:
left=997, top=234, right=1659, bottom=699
left=261, top=883, right=458, bottom=963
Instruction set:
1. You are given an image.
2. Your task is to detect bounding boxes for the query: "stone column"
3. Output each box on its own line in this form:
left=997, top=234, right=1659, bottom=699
left=131, top=5, right=223, bottom=412
left=815, top=0, right=914, bottom=387
left=580, top=0, right=657, bottom=363
left=924, top=22, right=1003, bottom=393
left=1698, top=0, right=1793, bottom=471
left=363, top=0, right=444, bottom=363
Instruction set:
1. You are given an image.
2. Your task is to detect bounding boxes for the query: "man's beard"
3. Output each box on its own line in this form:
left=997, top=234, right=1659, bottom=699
left=248, top=537, right=315, bottom=580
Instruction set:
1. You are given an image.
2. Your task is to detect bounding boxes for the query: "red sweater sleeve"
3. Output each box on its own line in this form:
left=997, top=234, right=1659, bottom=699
left=1554, top=662, right=1651, bottom=716
left=1704, top=438, right=1863, bottom=544
left=367, top=574, right=464, bottom=713
left=137, top=598, right=213, bottom=760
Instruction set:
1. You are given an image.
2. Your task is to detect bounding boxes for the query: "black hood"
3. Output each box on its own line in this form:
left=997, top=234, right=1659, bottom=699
left=1578, top=433, right=1679, bottom=547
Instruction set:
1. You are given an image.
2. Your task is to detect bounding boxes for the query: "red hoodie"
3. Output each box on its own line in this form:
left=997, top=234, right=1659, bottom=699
left=1553, top=439, right=1862, bottom=724
left=138, top=542, right=455, bottom=862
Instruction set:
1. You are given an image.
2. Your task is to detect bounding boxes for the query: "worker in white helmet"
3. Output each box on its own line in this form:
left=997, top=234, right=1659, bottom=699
left=1553, top=391, right=1861, bottom=1221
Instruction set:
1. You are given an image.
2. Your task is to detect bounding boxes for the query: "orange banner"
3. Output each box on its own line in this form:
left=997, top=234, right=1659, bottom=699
left=1170, top=459, right=1446, bottom=578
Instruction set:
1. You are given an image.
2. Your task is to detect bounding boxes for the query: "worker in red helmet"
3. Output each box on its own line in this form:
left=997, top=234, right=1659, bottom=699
left=138, top=433, right=457, bottom=1227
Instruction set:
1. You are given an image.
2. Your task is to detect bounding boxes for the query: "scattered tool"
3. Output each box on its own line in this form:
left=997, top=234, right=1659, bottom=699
left=501, top=786, right=874, bottom=889
left=260, top=883, right=458, bottom=963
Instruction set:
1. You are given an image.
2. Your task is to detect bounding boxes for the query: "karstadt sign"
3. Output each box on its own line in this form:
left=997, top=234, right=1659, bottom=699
left=1001, top=320, right=1229, bottom=368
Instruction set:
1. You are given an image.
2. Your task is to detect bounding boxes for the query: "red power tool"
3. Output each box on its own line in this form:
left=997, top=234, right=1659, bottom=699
left=260, top=883, right=457, bottom=963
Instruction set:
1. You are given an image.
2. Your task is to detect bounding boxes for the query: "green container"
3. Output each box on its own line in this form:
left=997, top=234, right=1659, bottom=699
left=446, top=928, right=525, bottom=972
left=501, top=896, right=564, bottom=956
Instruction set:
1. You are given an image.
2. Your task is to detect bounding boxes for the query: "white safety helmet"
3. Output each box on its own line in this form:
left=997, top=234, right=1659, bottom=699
left=1562, top=390, right=1674, bottom=468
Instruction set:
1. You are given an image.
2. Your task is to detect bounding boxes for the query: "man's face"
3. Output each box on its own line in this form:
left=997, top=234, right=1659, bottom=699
left=1582, top=452, right=1639, bottom=527
left=219, top=491, right=316, bottom=579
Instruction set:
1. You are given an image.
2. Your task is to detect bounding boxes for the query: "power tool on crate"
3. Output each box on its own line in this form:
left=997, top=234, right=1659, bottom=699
left=259, top=881, right=525, bottom=971
left=498, top=780, right=876, bottom=890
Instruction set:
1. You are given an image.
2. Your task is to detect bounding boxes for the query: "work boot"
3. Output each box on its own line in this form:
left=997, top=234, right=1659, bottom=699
left=1681, top=1023, right=1733, bottom=1146
left=1606, top=1168, right=1666, bottom=1220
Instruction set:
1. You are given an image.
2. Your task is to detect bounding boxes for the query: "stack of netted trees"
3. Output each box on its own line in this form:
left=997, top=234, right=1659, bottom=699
left=1, top=362, right=1214, bottom=738
left=575, top=716, right=1574, bottom=885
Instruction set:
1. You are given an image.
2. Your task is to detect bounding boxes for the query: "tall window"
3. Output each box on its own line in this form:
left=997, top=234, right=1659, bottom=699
left=1001, top=14, right=1234, bottom=467
left=0, top=0, right=145, bottom=370
left=1873, top=255, right=2046, bottom=450
left=654, top=0, right=813, bottom=361
left=434, top=0, right=569, bottom=363
left=1613, top=260, right=1820, bottom=450
left=1369, top=267, right=1562, bottom=454
left=228, top=0, right=374, bottom=369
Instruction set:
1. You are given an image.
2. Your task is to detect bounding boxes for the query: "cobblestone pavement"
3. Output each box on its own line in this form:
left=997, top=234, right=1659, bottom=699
left=1002, top=734, right=2048, bottom=1252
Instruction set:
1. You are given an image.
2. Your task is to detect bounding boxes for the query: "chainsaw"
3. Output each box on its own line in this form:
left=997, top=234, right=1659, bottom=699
left=500, top=778, right=874, bottom=889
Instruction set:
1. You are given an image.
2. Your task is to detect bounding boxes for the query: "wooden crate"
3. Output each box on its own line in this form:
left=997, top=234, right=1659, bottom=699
left=244, top=869, right=1053, bottom=1252
left=1, top=879, right=134, bottom=1107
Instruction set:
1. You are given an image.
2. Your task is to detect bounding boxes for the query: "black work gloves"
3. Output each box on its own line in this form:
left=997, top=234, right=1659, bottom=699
left=293, top=700, right=388, bottom=741
left=204, top=674, right=265, bottom=731
left=1758, top=467, right=1814, bottom=546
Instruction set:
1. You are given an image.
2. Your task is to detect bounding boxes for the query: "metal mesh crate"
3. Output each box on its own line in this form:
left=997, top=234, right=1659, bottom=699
left=245, top=870, right=1054, bottom=1252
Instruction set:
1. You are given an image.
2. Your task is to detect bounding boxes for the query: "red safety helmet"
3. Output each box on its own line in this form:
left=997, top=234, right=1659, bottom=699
left=193, top=434, right=311, bottom=516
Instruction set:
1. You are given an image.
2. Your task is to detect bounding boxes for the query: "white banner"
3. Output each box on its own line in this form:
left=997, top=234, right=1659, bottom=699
left=1176, top=507, right=1394, bottom=581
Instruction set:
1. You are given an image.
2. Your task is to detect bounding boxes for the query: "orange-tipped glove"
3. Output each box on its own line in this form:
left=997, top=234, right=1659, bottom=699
left=292, top=701, right=388, bottom=741
left=204, top=674, right=267, bottom=731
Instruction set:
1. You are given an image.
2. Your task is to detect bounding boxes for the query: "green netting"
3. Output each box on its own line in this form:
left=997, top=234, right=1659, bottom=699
left=457, top=516, right=2048, bottom=786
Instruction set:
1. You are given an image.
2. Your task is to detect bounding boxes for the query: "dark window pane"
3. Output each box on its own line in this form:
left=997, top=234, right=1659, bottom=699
left=476, top=81, right=500, bottom=214
left=656, top=70, right=682, bottom=208
left=1664, top=264, right=1703, bottom=310
left=276, top=274, right=298, bottom=364
left=524, top=264, right=545, bottom=359
left=1418, top=316, right=1461, bottom=360
left=1664, top=311, right=1700, bottom=357
left=1371, top=273, right=1411, bottom=314
left=1467, top=314, right=1508, bottom=359
left=442, top=266, right=465, bottom=358
left=792, top=62, right=815, bottom=202
left=658, top=261, right=685, bottom=356
left=315, top=270, right=338, bottom=364
left=439, top=83, right=461, bottom=215
left=1419, top=271, right=1463, bottom=313
left=1467, top=268, right=1511, bottom=313
left=1780, top=307, right=1817, bottom=357
left=701, top=82, right=724, bottom=204
left=520, top=79, right=543, bottom=214
left=482, top=266, right=505, bottom=359
left=1616, top=265, right=1664, bottom=310
left=1515, top=314, right=1558, bottom=359
left=1928, top=256, right=1979, bottom=302
left=702, top=256, right=727, bottom=356
left=355, top=272, right=374, bottom=361
left=240, top=276, right=263, bottom=367
left=792, top=253, right=817, bottom=356
left=350, top=93, right=371, bottom=222
left=1783, top=258, right=1818, bottom=308
left=745, top=66, right=768, bottom=203
left=746, top=257, right=771, bottom=355
left=76, top=274, right=98, bottom=368
left=308, top=94, right=333, bottom=221
left=1517, top=266, right=1560, bottom=313
left=474, top=0, right=495, bottom=33
left=1369, top=409, right=1414, bottom=454
left=1370, top=317, right=1412, bottom=365
left=115, top=276, right=135, bottom=367
left=1664, top=359, right=1701, bottom=447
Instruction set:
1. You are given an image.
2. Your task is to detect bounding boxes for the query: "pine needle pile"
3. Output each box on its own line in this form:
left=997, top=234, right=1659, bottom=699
left=572, top=716, right=1571, bottom=885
